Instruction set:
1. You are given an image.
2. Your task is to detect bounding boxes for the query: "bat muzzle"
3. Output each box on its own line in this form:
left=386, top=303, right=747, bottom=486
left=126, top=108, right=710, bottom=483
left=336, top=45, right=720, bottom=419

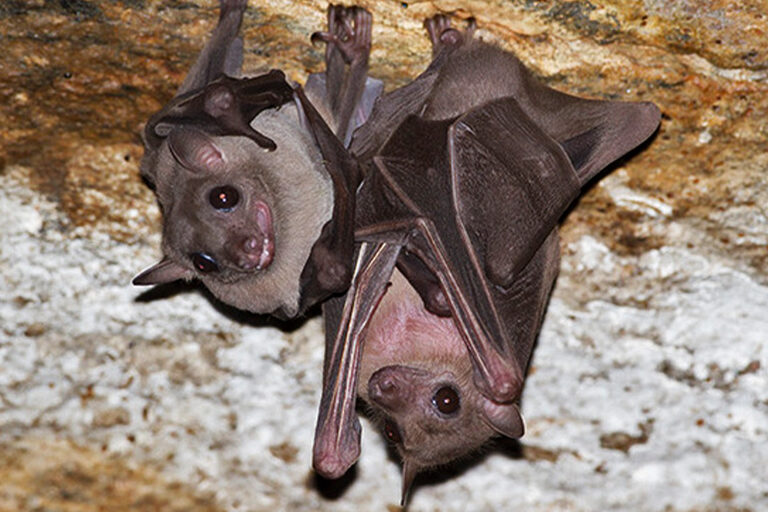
left=368, top=365, right=429, bottom=412
left=231, top=200, right=275, bottom=271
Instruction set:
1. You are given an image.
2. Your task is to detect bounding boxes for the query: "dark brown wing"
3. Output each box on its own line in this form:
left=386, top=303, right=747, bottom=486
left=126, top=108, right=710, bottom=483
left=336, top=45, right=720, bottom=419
left=356, top=101, right=579, bottom=402
left=143, top=72, right=295, bottom=154
left=293, top=88, right=360, bottom=313
left=513, top=70, right=661, bottom=185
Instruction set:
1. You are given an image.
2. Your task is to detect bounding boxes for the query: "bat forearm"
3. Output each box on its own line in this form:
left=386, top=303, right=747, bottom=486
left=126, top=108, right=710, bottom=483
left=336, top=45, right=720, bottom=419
left=313, top=242, right=400, bottom=478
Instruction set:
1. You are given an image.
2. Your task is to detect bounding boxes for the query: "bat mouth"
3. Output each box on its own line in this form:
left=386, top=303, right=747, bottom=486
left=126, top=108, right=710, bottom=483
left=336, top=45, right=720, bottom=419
left=236, top=200, right=275, bottom=271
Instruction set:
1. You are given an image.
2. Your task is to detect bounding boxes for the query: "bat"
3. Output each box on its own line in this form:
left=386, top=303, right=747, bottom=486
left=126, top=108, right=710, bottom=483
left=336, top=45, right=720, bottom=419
left=132, top=1, right=382, bottom=318
left=311, top=13, right=661, bottom=502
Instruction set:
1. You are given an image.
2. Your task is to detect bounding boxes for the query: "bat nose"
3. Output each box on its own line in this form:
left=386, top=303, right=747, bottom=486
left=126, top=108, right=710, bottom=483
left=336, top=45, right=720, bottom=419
left=368, top=367, right=405, bottom=411
left=230, top=200, right=275, bottom=271
left=369, top=373, right=399, bottom=401
left=233, top=232, right=274, bottom=270
left=368, top=365, right=429, bottom=412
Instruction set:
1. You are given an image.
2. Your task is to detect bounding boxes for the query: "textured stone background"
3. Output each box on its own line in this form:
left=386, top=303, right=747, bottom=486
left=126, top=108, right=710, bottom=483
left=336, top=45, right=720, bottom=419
left=1, top=0, right=767, bottom=510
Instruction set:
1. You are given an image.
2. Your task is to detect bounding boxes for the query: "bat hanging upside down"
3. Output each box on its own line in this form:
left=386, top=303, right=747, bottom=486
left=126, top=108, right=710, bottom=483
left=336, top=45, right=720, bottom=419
left=132, top=0, right=376, bottom=318
left=310, top=6, right=660, bottom=503
left=132, top=0, right=660, bottom=503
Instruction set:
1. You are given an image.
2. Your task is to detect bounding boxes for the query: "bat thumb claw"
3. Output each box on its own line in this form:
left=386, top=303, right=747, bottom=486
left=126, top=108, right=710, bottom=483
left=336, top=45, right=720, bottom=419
left=482, top=401, right=525, bottom=438
left=312, top=433, right=361, bottom=479
left=312, top=450, right=359, bottom=479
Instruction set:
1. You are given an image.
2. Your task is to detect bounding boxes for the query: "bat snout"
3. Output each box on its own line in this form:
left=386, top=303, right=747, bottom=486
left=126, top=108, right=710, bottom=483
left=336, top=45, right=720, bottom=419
left=230, top=200, right=275, bottom=271
left=236, top=232, right=274, bottom=270
left=368, top=365, right=428, bottom=411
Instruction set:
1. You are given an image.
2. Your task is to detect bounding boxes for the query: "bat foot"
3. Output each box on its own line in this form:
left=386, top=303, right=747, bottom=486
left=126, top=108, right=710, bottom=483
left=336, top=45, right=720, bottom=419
left=423, top=14, right=475, bottom=56
left=311, top=5, right=372, bottom=65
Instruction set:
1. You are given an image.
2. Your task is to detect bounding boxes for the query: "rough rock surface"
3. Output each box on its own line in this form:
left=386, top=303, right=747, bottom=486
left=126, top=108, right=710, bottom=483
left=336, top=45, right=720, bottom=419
left=1, top=0, right=766, bottom=510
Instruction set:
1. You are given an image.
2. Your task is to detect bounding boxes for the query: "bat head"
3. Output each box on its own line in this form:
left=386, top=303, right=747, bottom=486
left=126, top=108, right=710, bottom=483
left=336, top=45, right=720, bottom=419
left=364, top=363, right=524, bottom=483
left=359, top=271, right=524, bottom=503
left=134, top=102, right=334, bottom=316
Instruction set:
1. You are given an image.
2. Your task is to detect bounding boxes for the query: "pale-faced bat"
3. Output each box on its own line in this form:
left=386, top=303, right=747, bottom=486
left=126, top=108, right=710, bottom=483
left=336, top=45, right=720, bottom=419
left=133, top=1, right=381, bottom=318
left=311, top=14, right=661, bottom=502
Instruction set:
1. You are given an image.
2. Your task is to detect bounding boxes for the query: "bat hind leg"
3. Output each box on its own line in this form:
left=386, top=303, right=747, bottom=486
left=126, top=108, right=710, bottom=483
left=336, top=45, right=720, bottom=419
left=424, top=14, right=476, bottom=56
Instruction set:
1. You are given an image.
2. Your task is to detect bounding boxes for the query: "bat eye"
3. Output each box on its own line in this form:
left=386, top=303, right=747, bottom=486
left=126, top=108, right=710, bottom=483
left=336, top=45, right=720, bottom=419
left=209, top=185, right=240, bottom=211
left=383, top=419, right=402, bottom=444
left=432, top=386, right=460, bottom=415
left=190, top=252, right=219, bottom=273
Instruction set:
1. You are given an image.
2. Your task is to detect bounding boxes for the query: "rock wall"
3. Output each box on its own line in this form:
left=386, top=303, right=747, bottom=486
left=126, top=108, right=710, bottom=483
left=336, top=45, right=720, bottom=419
left=1, top=0, right=766, bottom=510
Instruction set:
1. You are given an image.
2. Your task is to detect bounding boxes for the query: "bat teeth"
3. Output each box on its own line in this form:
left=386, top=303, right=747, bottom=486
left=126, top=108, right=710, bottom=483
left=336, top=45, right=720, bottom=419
left=256, top=236, right=274, bottom=270
left=238, top=235, right=274, bottom=271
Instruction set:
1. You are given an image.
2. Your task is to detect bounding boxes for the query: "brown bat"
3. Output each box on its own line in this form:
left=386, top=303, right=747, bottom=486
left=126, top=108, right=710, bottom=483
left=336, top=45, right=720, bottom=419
left=132, top=1, right=381, bottom=318
left=311, top=14, right=661, bottom=502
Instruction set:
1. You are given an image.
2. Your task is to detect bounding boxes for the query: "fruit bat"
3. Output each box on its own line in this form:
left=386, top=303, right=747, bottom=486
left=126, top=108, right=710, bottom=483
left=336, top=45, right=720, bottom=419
left=132, top=1, right=382, bottom=318
left=311, top=13, right=661, bottom=502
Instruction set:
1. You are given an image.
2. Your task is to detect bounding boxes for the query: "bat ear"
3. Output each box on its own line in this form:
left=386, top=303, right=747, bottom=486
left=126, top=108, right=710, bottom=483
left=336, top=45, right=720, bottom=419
left=401, top=460, right=419, bottom=507
left=132, top=258, right=192, bottom=286
left=167, top=127, right=226, bottom=174
left=481, top=400, right=525, bottom=438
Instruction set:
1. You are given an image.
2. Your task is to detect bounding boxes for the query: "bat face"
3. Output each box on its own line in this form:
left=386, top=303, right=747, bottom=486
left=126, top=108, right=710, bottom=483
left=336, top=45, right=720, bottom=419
left=135, top=3, right=361, bottom=319
left=136, top=104, right=336, bottom=316
left=359, top=271, right=524, bottom=473
left=364, top=364, right=497, bottom=471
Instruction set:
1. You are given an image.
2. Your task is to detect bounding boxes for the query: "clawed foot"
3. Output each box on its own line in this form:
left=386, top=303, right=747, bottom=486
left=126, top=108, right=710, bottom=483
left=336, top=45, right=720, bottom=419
left=424, top=14, right=476, bottom=56
left=311, top=5, right=372, bottom=65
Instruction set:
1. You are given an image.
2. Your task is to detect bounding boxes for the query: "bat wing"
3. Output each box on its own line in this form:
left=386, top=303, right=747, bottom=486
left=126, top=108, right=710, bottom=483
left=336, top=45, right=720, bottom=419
left=314, top=242, right=401, bottom=478
left=514, top=70, right=661, bottom=185
left=176, top=0, right=247, bottom=96
left=359, top=98, right=581, bottom=399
